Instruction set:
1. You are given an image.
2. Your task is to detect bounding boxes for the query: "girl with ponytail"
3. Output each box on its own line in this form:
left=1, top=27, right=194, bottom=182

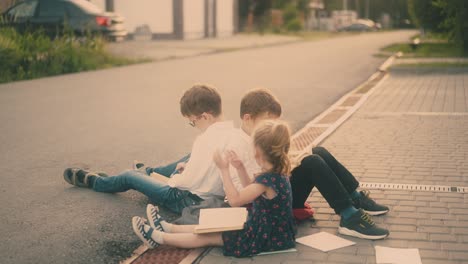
left=131, top=120, right=296, bottom=257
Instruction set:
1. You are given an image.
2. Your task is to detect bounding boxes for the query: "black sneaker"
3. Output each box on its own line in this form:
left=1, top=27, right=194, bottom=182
left=133, top=160, right=146, bottom=170
left=63, top=168, right=103, bottom=188
left=339, top=209, right=389, bottom=240
left=353, top=190, right=389, bottom=216
left=133, top=160, right=151, bottom=175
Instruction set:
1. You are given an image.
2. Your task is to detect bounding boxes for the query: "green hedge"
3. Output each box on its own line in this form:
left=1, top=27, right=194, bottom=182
left=383, top=42, right=466, bottom=58
left=0, top=28, right=134, bottom=84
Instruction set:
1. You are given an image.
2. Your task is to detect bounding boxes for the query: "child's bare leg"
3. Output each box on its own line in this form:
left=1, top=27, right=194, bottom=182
left=170, top=224, right=197, bottom=233
left=134, top=216, right=222, bottom=249
left=162, top=232, right=223, bottom=248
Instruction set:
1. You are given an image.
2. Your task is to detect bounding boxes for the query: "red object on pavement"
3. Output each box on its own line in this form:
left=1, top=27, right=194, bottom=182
left=293, top=203, right=314, bottom=221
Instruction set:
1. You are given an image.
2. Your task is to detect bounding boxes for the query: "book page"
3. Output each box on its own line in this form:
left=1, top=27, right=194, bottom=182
left=375, top=246, right=422, bottom=264
left=296, top=232, right=356, bottom=252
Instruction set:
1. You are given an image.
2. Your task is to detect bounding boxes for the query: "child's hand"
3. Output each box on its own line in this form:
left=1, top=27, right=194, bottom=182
left=175, top=162, right=186, bottom=173
left=227, top=150, right=244, bottom=170
left=213, top=149, right=230, bottom=170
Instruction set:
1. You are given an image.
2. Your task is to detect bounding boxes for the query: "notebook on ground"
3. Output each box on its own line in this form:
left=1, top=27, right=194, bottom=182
left=296, top=232, right=356, bottom=252
left=193, top=208, right=248, bottom=234
left=375, top=246, right=422, bottom=264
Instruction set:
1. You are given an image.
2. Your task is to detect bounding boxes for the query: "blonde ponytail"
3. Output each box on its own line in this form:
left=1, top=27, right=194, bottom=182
left=253, top=120, right=292, bottom=176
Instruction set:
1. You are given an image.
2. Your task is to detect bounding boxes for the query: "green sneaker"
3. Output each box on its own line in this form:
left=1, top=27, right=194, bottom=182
left=339, top=209, right=389, bottom=240
left=353, top=190, right=389, bottom=216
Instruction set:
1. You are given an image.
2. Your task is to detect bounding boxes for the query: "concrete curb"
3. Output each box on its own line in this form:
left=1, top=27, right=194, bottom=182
left=109, top=37, right=303, bottom=63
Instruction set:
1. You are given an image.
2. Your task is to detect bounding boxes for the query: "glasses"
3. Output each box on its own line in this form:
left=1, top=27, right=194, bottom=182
left=188, top=115, right=203, bottom=127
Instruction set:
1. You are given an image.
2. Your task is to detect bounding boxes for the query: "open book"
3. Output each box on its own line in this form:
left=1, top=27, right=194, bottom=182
left=193, top=208, right=248, bottom=234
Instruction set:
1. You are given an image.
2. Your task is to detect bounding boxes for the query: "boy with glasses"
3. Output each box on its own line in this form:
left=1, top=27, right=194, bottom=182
left=64, top=84, right=244, bottom=214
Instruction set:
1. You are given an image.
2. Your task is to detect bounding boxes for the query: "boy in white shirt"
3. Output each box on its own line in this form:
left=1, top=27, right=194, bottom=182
left=63, top=85, right=241, bottom=213
left=137, top=89, right=283, bottom=193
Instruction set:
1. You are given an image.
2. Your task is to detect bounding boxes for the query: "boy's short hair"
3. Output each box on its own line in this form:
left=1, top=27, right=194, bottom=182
left=240, top=88, right=282, bottom=119
left=180, top=84, right=222, bottom=117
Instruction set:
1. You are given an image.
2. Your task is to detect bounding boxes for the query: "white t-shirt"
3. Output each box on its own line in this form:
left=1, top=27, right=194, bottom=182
left=168, top=121, right=237, bottom=199
left=226, top=128, right=261, bottom=191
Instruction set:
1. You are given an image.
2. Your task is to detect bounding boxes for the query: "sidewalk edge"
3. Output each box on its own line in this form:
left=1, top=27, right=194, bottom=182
left=290, top=54, right=397, bottom=157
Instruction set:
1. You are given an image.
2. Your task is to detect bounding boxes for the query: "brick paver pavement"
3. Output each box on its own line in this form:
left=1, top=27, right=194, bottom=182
left=197, top=67, right=468, bottom=264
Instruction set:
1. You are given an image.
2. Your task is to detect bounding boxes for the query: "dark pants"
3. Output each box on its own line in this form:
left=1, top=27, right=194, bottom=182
left=290, top=146, right=359, bottom=214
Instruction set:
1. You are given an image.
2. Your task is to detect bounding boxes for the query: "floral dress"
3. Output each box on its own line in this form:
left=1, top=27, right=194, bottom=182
left=222, top=172, right=296, bottom=257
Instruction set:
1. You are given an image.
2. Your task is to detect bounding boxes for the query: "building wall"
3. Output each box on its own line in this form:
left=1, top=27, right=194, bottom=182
left=113, top=0, right=173, bottom=34
left=89, top=0, right=237, bottom=39
left=331, top=10, right=357, bottom=29
left=183, top=0, right=204, bottom=40
left=91, top=0, right=105, bottom=11
left=216, top=0, right=234, bottom=37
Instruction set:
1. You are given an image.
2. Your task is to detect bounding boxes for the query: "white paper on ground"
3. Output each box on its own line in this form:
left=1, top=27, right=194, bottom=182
left=295, top=232, right=356, bottom=252
left=375, top=246, right=422, bottom=264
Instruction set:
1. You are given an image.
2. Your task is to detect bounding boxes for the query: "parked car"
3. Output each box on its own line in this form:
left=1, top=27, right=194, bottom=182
left=338, top=19, right=380, bottom=32
left=338, top=23, right=374, bottom=32
left=0, top=0, right=127, bottom=41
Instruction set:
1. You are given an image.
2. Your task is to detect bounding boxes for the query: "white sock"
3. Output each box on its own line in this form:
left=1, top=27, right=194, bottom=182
left=144, top=225, right=164, bottom=244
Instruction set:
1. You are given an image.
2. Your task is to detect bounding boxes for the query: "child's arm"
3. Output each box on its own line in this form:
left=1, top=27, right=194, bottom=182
left=227, top=150, right=251, bottom=188
left=214, top=150, right=266, bottom=207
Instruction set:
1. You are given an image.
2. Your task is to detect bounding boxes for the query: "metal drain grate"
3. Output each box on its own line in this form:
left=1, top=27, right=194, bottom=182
left=340, top=96, right=362, bottom=107
left=360, top=182, right=467, bottom=193
left=132, top=246, right=192, bottom=264
left=317, top=109, right=348, bottom=124
left=290, top=127, right=327, bottom=151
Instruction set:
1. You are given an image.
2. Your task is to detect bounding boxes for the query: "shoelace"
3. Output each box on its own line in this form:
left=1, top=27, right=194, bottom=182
left=360, top=212, right=375, bottom=226
left=361, top=190, right=371, bottom=198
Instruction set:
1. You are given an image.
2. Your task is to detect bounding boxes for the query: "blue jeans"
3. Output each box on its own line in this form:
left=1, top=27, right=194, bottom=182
left=93, top=156, right=202, bottom=214
left=145, top=154, right=191, bottom=177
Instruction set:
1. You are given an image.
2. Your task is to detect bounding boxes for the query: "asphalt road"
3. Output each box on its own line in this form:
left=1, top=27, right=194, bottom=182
left=0, top=30, right=415, bottom=264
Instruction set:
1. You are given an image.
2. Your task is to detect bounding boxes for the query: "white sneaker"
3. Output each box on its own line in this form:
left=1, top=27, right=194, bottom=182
left=146, top=204, right=165, bottom=231
left=132, top=216, right=159, bottom=249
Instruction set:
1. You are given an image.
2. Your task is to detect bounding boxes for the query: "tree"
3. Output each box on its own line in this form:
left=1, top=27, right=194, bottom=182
left=238, top=0, right=272, bottom=31
left=408, top=0, right=468, bottom=53
left=433, top=0, right=468, bottom=53
left=407, top=0, right=445, bottom=32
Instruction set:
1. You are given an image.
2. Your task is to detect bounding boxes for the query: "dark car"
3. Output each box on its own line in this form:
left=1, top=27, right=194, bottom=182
left=0, top=0, right=127, bottom=41
left=338, top=19, right=381, bottom=32
left=338, top=23, right=374, bottom=32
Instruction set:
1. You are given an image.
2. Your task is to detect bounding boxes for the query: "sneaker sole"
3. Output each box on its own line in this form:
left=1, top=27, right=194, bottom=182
left=338, top=227, right=389, bottom=240
left=132, top=217, right=156, bottom=249
left=363, top=209, right=389, bottom=216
